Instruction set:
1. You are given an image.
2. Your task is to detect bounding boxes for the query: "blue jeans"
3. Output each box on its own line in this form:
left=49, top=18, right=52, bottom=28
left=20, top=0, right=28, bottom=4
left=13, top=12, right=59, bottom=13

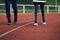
left=5, top=0, right=17, bottom=23
left=33, top=2, right=46, bottom=23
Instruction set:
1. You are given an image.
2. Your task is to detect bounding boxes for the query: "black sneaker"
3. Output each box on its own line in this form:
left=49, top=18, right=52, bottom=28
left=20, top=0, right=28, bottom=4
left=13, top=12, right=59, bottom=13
left=7, top=22, right=11, bottom=25
left=14, top=19, right=17, bottom=24
left=14, top=22, right=17, bottom=24
left=7, top=20, right=11, bottom=25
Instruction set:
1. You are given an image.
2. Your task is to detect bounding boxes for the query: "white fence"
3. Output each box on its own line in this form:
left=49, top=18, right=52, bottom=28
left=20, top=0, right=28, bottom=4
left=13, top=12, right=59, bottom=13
left=0, top=4, right=60, bottom=13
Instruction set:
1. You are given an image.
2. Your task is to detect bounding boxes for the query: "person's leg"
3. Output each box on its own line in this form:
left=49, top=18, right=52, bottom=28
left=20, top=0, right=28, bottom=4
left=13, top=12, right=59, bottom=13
left=40, top=3, right=46, bottom=24
left=11, top=0, right=17, bottom=24
left=5, top=0, right=11, bottom=24
left=33, top=2, right=38, bottom=25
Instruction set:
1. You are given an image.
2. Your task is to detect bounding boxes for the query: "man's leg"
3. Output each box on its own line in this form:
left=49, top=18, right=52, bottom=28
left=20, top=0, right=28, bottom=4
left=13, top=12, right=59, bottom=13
left=5, top=0, right=11, bottom=25
left=11, top=0, right=17, bottom=24
left=40, top=3, right=46, bottom=24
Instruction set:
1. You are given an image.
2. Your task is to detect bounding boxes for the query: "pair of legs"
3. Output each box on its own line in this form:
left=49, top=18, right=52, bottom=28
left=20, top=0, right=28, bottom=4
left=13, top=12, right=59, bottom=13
left=33, top=2, right=46, bottom=25
left=5, top=0, right=17, bottom=25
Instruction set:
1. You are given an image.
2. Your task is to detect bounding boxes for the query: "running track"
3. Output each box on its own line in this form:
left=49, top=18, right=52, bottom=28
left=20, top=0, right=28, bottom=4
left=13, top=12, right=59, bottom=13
left=0, top=13, right=60, bottom=40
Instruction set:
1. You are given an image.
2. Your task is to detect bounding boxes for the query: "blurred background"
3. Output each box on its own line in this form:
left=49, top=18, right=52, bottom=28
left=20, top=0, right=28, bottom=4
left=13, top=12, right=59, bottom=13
left=0, top=0, right=60, bottom=13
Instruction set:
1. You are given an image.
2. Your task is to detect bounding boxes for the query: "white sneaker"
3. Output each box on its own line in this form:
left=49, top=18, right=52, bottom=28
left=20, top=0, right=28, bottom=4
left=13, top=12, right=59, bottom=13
left=34, top=23, right=38, bottom=26
left=42, top=22, right=46, bottom=24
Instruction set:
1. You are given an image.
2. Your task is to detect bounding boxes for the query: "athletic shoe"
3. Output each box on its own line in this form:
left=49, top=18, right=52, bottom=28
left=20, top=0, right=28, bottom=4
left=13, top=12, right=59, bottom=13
left=14, top=21, right=17, bottom=24
left=14, top=19, right=17, bottom=24
left=7, top=22, right=11, bottom=25
left=14, top=22, right=17, bottom=24
left=42, top=21, right=46, bottom=24
left=34, top=23, right=38, bottom=26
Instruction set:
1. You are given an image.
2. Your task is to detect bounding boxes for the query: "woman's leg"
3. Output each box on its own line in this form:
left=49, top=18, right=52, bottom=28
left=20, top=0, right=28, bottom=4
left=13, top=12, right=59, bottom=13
left=40, top=3, right=46, bottom=24
left=33, top=2, right=38, bottom=25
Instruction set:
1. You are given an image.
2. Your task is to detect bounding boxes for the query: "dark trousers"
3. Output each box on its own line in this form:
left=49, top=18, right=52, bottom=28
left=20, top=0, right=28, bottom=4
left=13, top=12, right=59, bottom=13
left=5, top=0, right=17, bottom=23
left=33, top=2, right=46, bottom=23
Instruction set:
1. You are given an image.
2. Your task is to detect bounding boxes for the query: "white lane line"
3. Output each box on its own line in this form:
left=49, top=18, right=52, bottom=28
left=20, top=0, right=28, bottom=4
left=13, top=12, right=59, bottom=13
left=0, top=22, right=33, bottom=37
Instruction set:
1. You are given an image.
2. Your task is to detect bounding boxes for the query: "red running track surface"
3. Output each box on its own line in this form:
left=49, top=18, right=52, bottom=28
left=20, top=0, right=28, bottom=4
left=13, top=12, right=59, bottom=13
left=0, top=13, right=60, bottom=40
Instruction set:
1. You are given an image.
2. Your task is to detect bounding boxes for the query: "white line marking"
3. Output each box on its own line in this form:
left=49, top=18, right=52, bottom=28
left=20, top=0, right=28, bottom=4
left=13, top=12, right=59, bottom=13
left=0, top=22, right=33, bottom=37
